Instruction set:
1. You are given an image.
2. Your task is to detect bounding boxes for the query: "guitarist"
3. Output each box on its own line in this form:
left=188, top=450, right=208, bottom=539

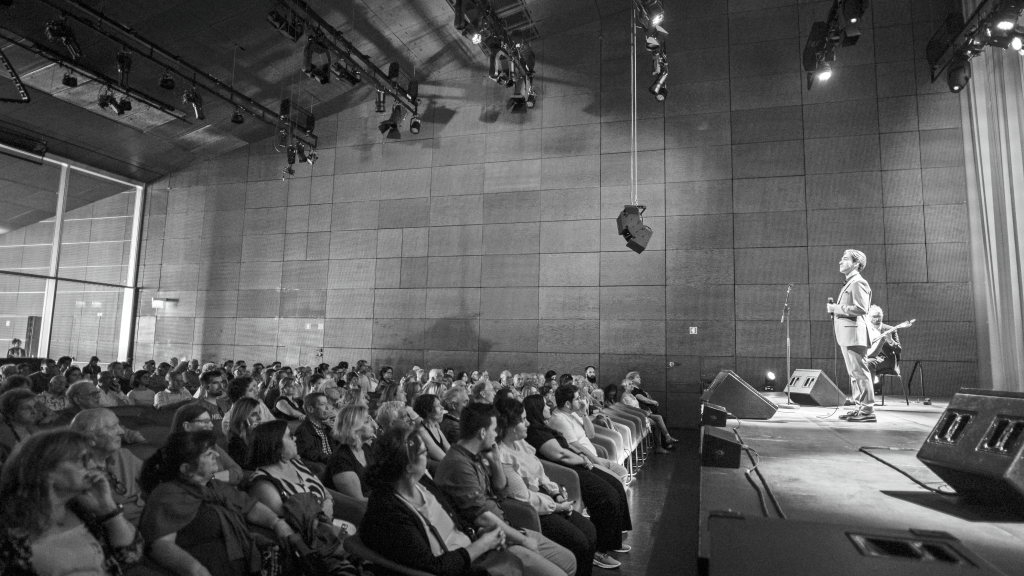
left=866, top=305, right=902, bottom=391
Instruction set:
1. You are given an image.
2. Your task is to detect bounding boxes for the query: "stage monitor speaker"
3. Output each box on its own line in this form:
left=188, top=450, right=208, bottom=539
left=783, top=368, right=844, bottom=407
left=702, top=402, right=728, bottom=427
left=700, top=370, right=777, bottom=420
left=918, top=389, right=1024, bottom=511
left=701, top=427, right=741, bottom=468
left=707, top=511, right=1007, bottom=575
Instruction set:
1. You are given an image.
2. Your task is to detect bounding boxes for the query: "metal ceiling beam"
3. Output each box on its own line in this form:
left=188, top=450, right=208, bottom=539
left=41, top=0, right=313, bottom=146
left=279, top=0, right=420, bottom=114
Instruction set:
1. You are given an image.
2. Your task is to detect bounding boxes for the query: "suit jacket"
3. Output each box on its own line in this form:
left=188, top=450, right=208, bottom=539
left=833, top=271, right=871, bottom=348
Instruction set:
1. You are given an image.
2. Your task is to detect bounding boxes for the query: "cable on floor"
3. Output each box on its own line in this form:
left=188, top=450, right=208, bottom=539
left=732, top=426, right=788, bottom=519
left=859, top=446, right=957, bottom=496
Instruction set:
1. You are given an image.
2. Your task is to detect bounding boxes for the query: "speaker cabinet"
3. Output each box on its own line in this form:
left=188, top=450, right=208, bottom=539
left=701, top=427, right=741, bottom=468
left=700, top=370, right=778, bottom=420
left=702, top=402, right=729, bottom=427
left=707, top=511, right=1007, bottom=575
left=783, top=369, right=845, bottom=406
left=918, top=389, right=1024, bottom=511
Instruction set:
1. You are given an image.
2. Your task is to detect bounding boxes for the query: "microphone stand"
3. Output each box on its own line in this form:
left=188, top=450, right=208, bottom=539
left=781, top=283, right=794, bottom=406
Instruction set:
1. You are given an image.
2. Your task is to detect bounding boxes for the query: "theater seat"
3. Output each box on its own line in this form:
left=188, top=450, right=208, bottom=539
left=343, top=534, right=434, bottom=576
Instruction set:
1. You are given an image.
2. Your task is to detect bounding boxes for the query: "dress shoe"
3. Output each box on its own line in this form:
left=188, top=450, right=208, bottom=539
left=847, top=412, right=877, bottom=423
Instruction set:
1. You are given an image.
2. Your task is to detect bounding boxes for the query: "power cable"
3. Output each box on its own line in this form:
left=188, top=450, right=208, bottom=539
left=858, top=446, right=957, bottom=496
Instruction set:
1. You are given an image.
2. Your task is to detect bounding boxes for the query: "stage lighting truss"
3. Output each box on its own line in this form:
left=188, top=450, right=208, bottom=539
left=927, top=0, right=1024, bottom=93
left=634, top=0, right=668, bottom=101
left=270, top=0, right=422, bottom=136
left=802, top=0, right=868, bottom=90
left=454, top=0, right=538, bottom=111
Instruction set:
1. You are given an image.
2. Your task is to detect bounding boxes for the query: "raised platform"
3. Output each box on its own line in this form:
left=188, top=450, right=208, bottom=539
left=699, top=393, right=1024, bottom=575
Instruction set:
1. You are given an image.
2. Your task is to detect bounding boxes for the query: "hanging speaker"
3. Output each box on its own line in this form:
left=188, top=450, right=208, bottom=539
left=700, top=370, right=778, bottom=420
left=783, top=369, right=845, bottom=407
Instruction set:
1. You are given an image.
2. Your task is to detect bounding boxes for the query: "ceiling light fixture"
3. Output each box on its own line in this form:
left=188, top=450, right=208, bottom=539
left=927, top=1, right=1024, bottom=93
left=61, top=71, right=78, bottom=87
left=159, top=70, right=175, bottom=90
left=374, top=89, right=386, bottom=114
left=802, top=0, right=866, bottom=89
left=231, top=106, right=245, bottom=124
left=378, top=104, right=405, bottom=139
left=182, top=85, right=204, bottom=120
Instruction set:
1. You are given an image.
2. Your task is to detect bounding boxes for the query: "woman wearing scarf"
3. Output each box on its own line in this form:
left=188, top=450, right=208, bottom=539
left=139, top=431, right=295, bottom=576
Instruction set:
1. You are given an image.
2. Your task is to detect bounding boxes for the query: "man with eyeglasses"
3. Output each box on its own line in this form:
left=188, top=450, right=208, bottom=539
left=57, top=381, right=148, bottom=444
left=70, top=408, right=146, bottom=525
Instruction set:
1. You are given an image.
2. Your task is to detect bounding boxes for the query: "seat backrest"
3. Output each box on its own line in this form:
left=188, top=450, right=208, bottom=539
left=343, top=534, right=435, bottom=576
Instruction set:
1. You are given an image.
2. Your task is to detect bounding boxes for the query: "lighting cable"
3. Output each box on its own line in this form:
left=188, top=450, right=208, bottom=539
left=629, top=3, right=639, bottom=207
left=730, top=422, right=787, bottom=519
left=858, top=446, right=957, bottom=496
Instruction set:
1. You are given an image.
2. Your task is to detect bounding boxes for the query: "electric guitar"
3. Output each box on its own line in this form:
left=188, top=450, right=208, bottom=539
left=866, top=319, right=915, bottom=357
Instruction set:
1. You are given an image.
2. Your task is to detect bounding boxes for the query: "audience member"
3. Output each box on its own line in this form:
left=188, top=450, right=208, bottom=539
left=435, top=403, right=577, bottom=576
left=225, top=397, right=263, bottom=467
left=69, top=408, right=146, bottom=524
left=127, top=370, right=156, bottom=406
left=5, top=338, right=26, bottom=358
left=81, top=356, right=102, bottom=379
left=495, top=398, right=600, bottom=573
left=270, top=376, right=304, bottom=420
left=0, top=374, right=31, bottom=395
left=0, top=430, right=143, bottom=575
left=154, top=370, right=193, bottom=411
left=548, top=385, right=631, bottom=480
left=375, top=400, right=415, bottom=434
left=220, top=376, right=273, bottom=434
left=248, top=420, right=335, bottom=518
left=138, top=431, right=295, bottom=576
left=63, top=365, right=83, bottom=385
left=470, top=380, right=496, bottom=404
left=170, top=403, right=243, bottom=485
left=97, top=371, right=130, bottom=407
left=0, top=389, right=39, bottom=463
left=522, top=395, right=632, bottom=558
left=39, top=375, right=69, bottom=411
left=440, top=387, right=469, bottom=445
left=414, top=393, right=452, bottom=464
left=294, top=392, right=339, bottom=469
left=361, top=426, right=524, bottom=576
left=617, top=380, right=677, bottom=449
left=193, top=369, right=230, bottom=417
left=28, top=359, right=57, bottom=393
left=328, top=404, right=376, bottom=502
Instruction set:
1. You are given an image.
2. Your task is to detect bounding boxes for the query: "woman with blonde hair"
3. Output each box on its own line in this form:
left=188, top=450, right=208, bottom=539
left=327, top=404, right=377, bottom=502
left=225, top=397, right=263, bottom=468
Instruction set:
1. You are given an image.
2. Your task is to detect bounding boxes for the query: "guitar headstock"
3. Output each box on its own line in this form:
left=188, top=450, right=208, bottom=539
left=896, top=319, right=916, bottom=329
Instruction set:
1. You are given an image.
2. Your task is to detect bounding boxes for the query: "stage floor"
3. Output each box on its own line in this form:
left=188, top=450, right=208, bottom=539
left=699, top=393, right=1024, bottom=574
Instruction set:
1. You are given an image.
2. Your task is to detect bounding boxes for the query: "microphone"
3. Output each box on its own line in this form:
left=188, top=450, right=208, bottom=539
left=827, top=297, right=834, bottom=319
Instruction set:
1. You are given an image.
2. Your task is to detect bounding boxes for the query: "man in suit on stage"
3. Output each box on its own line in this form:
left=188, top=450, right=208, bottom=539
left=866, top=305, right=902, bottom=392
left=827, top=249, right=875, bottom=423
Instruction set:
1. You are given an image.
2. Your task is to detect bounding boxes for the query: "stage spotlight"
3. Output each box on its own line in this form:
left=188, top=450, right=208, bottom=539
left=616, top=204, right=653, bottom=254
left=817, top=62, right=833, bottom=81
left=182, top=85, right=204, bottom=120
left=330, top=61, right=361, bottom=85
left=378, top=104, right=405, bottom=139
left=997, top=19, right=1016, bottom=31
left=98, top=90, right=125, bottom=115
left=116, top=48, right=132, bottom=86
left=45, top=17, right=83, bottom=61
left=409, top=114, right=421, bottom=134
left=764, top=371, right=777, bottom=391
left=118, top=96, right=132, bottom=112
left=387, top=62, right=400, bottom=82
left=159, top=70, right=175, bottom=90
left=526, top=92, right=536, bottom=108
left=841, top=0, right=868, bottom=25
left=374, top=89, right=386, bottom=114
left=489, top=50, right=511, bottom=83
left=286, top=145, right=296, bottom=166
left=407, top=80, right=419, bottom=103
left=642, top=0, right=665, bottom=25
left=1011, top=35, right=1024, bottom=51
left=231, top=107, right=245, bottom=124
left=61, top=72, right=78, bottom=87
left=645, top=24, right=668, bottom=51
left=650, top=72, right=668, bottom=101
left=947, top=57, right=971, bottom=92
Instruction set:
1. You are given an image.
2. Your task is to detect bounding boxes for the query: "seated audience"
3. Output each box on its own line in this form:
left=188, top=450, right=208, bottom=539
left=97, top=371, right=130, bottom=407
left=270, top=376, right=304, bottom=420
left=63, top=366, right=83, bottom=386
left=0, top=389, right=39, bottom=463
left=0, top=429, right=143, bottom=575
left=495, top=398, right=600, bottom=573
left=294, top=392, right=339, bottom=471
left=470, top=380, right=495, bottom=403
left=0, top=374, right=31, bottom=395
left=328, top=405, right=376, bottom=502
left=154, top=370, right=194, bottom=411
left=226, top=397, right=263, bottom=468
left=192, top=369, right=230, bottom=417
left=414, top=393, right=452, bottom=464
left=435, top=403, right=577, bottom=576
left=548, top=385, right=631, bottom=479
left=171, top=403, right=243, bottom=485
left=361, top=427, right=524, bottom=576
left=127, top=370, right=156, bottom=406
left=617, top=380, right=677, bottom=449
left=422, top=368, right=446, bottom=397
left=69, top=408, right=146, bottom=525
left=375, top=400, right=415, bottom=433
left=377, top=377, right=406, bottom=404
left=247, top=420, right=334, bottom=518
left=138, top=431, right=296, bottom=576
left=522, top=395, right=633, bottom=558
left=494, top=388, right=519, bottom=404
left=28, top=359, right=58, bottom=393
left=81, top=356, right=102, bottom=379
left=220, top=377, right=274, bottom=435
left=440, top=387, right=469, bottom=445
